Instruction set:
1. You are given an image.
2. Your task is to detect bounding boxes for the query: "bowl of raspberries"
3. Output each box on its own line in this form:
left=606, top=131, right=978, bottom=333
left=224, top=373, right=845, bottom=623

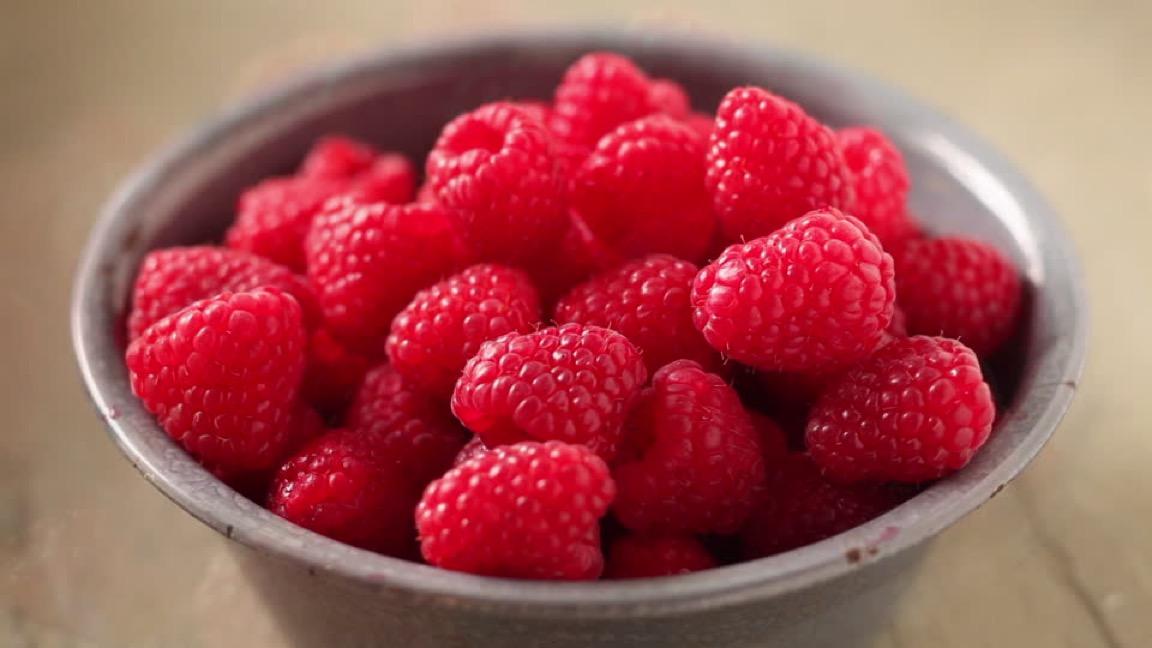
left=72, top=32, right=1085, bottom=648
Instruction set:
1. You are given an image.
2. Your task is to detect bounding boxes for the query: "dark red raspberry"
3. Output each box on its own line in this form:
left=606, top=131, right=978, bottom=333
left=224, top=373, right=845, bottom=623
left=386, top=264, right=542, bottom=398
left=426, top=102, right=567, bottom=265
left=570, top=115, right=715, bottom=262
left=268, top=428, right=420, bottom=556
left=751, top=411, right=789, bottom=466
left=691, top=208, right=896, bottom=373
left=299, top=135, right=377, bottom=179
left=807, top=336, right=996, bottom=483
left=346, top=153, right=417, bottom=205
left=300, top=328, right=371, bottom=418
left=416, top=441, right=615, bottom=579
left=305, top=198, right=468, bottom=354
left=554, top=255, right=720, bottom=374
left=226, top=176, right=346, bottom=272
left=894, top=237, right=1022, bottom=356
left=347, top=364, right=469, bottom=489
left=127, top=245, right=317, bottom=340
left=451, top=323, right=647, bottom=461
left=605, top=533, right=716, bottom=579
left=549, top=52, right=658, bottom=148
left=126, top=288, right=307, bottom=473
left=836, top=127, right=917, bottom=247
left=742, top=454, right=904, bottom=558
left=647, top=79, right=691, bottom=119
left=706, top=87, right=852, bottom=243
left=614, top=360, right=766, bottom=534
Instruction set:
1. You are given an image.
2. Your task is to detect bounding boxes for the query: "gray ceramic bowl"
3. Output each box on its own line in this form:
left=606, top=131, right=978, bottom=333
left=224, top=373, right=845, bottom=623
left=72, top=31, right=1086, bottom=648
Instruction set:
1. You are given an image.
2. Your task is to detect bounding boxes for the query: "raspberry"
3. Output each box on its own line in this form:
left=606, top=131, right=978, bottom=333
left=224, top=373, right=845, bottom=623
left=741, top=454, right=903, bottom=558
left=706, top=87, right=852, bottom=242
left=524, top=212, right=617, bottom=307
left=549, top=52, right=658, bottom=148
left=554, top=255, right=720, bottom=374
left=889, top=304, right=909, bottom=338
left=683, top=112, right=714, bottom=140
left=806, top=336, right=996, bottom=483
left=452, top=436, right=491, bottom=467
left=305, top=198, right=468, bottom=354
left=451, top=323, right=647, bottom=461
left=893, top=237, right=1022, bottom=356
left=836, top=127, right=917, bottom=247
left=647, top=79, right=691, bottom=119
left=299, top=135, right=377, bottom=179
left=268, top=429, right=419, bottom=556
left=691, top=208, right=896, bottom=372
left=346, top=153, right=417, bottom=205
left=226, top=176, right=346, bottom=272
left=386, top=264, right=542, bottom=398
left=207, top=402, right=326, bottom=500
left=126, top=246, right=317, bottom=340
left=300, top=328, right=371, bottom=418
left=570, top=115, right=715, bottom=262
left=426, top=102, right=567, bottom=265
left=125, top=288, right=307, bottom=473
left=751, top=411, right=789, bottom=466
left=613, top=360, right=766, bottom=534
left=605, top=533, right=716, bottom=579
left=416, top=441, right=615, bottom=579
left=346, top=364, right=469, bottom=488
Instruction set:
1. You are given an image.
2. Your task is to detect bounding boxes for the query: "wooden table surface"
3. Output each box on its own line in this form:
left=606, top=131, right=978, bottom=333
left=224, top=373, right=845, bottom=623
left=2, top=1, right=1150, bottom=646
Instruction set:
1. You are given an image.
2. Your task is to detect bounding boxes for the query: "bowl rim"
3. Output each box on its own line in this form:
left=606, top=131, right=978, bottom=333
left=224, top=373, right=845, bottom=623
left=71, top=28, right=1087, bottom=618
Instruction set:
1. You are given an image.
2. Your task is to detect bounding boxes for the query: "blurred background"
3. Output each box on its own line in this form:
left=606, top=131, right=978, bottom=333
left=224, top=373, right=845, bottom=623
left=2, top=1, right=1151, bottom=646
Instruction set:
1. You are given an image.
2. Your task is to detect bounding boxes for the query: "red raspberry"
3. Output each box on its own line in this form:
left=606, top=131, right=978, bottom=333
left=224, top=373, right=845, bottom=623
left=683, top=112, right=714, bottom=140
left=706, top=87, right=852, bottom=242
left=613, top=360, right=766, bottom=534
left=836, top=127, right=917, bottom=247
left=268, top=429, right=419, bottom=556
left=126, top=246, right=317, bottom=340
left=300, top=328, right=371, bottom=418
left=346, top=153, right=417, bottom=205
left=807, top=336, right=996, bottom=483
left=125, top=288, right=307, bottom=473
left=426, top=102, right=567, bottom=265
left=512, top=100, right=552, bottom=124
left=605, top=533, right=716, bottom=579
left=554, top=255, right=720, bottom=374
left=524, top=212, right=618, bottom=308
left=226, top=176, right=346, bottom=272
left=893, top=237, right=1022, bottom=356
left=299, top=135, right=377, bottom=179
left=751, top=411, right=789, bottom=466
left=207, top=402, right=326, bottom=500
left=450, top=323, right=647, bottom=461
left=691, top=208, right=896, bottom=373
left=305, top=198, right=468, bottom=354
left=452, top=436, right=490, bottom=467
left=416, top=441, right=615, bottom=579
left=347, top=364, right=469, bottom=488
left=549, top=52, right=658, bottom=148
left=386, top=264, right=542, bottom=398
left=742, top=454, right=904, bottom=558
left=647, top=79, right=691, bottom=119
left=570, top=115, right=715, bottom=262
left=889, top=304, right=909, bottom=338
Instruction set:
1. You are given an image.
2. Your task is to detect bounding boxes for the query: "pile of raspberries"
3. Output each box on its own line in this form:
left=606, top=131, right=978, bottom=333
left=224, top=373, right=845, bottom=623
left=124, top=52, right=1021, bottom=580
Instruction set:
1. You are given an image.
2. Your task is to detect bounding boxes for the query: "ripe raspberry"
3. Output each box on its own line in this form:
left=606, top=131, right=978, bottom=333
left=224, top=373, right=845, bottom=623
left=751, top=411, right=789, bottom=466
left=894, top=237, right=1022, bottom=356
left=836, top=127, right=917, bottom=247
left=126, top=288, right=307, bottom=473
left=647, top=79, right=691, bottom=119
left=300, top=328, right=371, bottom=418
left=451, top=323, right=647, bottom=461
left=416, top=441, right=615, bottom=579
left=549, top=52, right=658, bottom=148
left=226, top=176, right=346, bottom=272
left=126, top=246, right=318, bottom=340
left=207, top=402, right=326, bottom=500
left=452, top=436, right=490, bottom=467
left=426, top=102, right=567, bottom=265
left=523, top=212, right=618, bottom=308
left=889, top=304, right=909, bottom=338
left=706, top=87, right=852, bottom=242
left=268, top=429, right=420, bottom=556
left=554, top=255, right=720, bottom=374
left=570, top=115, right=715, bottom=262
left=683, top=112, right=715, bottom=140
left=605, top=533, right=716, bottom=579
left=691, top=208, right=896, bottom=373
left=347, top=364, right=469, bottom=488
left=613, top=360, right=766, bottom=534
left=386, top=264, right=542, bottom=398
left=346, top=153, right=417, bottom=205
left=299, top=135, right=377, bottom=179
left=741, top=454, right=904, bottom=558
left=305, top=198, right=468, bottom=354
left=807, top=336, right=996, bottom=483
